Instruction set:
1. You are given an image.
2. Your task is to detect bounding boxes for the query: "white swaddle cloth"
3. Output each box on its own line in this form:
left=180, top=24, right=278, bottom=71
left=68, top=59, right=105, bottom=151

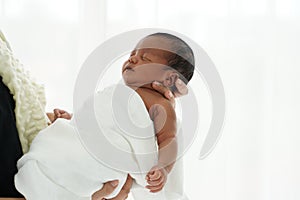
left=15, top=85, right=186, bottom=200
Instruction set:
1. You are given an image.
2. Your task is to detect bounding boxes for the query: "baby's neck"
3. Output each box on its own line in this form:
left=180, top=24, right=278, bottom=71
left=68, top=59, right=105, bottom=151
left=127, top=83, right=153, bottom=91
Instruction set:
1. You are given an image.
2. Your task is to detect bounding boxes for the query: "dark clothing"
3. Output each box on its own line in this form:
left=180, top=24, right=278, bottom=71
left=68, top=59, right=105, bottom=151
left=0, top=76, right=24, bottom=197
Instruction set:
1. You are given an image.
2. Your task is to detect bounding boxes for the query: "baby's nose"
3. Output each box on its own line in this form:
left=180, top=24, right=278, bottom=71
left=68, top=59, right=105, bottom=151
left=128, top=56, right=138, bottom=64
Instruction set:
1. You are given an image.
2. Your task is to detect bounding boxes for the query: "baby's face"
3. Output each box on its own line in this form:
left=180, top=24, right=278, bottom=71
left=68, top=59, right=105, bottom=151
left=122, top=36, right=171, bottom=87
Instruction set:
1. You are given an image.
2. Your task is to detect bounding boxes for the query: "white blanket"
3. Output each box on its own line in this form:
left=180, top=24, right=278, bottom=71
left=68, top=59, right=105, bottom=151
left=15, top=86, right=186, bottom=200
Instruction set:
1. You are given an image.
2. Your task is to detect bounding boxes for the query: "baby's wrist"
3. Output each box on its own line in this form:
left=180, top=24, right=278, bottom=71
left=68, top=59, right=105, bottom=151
left=156, top=163, right=170, bottom=174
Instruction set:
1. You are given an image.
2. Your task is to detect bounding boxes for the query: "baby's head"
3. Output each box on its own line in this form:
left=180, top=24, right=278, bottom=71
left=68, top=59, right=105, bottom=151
left=122, top=33, right=195, bottom=92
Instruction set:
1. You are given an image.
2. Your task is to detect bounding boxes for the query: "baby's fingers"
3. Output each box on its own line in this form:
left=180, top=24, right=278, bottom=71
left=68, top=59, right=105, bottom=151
left=53, top=108, right=72, bottom=120
left=146, top=181, right=164, bottom=193
left=148, top=170, right=161, bottom=181
left=147, top=175, right=164, bottom=186
left=53, top=109, right=62, bottom=118
left=152, top=81, right=175, bottom=107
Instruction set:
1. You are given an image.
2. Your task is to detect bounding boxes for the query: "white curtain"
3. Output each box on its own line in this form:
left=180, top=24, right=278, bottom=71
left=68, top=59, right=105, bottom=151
left=1, top=0, right=300, bottom=199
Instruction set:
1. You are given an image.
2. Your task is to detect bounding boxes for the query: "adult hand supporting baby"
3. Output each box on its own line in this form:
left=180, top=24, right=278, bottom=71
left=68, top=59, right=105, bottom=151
left=152, top=79, right=188, bottom=107
left=109, top=175, right=133, bottom=200
left=91, top=180, right=120, bottom=200
left=173, top=79, right=188, bottom=97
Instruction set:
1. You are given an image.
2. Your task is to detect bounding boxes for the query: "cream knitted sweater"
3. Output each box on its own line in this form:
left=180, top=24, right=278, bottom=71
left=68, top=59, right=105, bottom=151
left=0, top=30, right=48, bottom=153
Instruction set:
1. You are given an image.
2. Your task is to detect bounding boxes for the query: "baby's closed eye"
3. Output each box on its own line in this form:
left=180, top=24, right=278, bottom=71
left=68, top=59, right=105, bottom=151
left=142, top=54, right=152, bottom=62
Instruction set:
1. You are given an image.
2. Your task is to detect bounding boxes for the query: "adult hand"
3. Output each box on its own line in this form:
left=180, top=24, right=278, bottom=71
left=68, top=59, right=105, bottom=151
left=174, top=79, right=188, bottom=97
left=92, top=180, right=119, bottom=200
left=152, top=81, right=175, bottom=107
left=110, top=175, right=133, bottom=200
left=152, top=79, right=188, bottom=107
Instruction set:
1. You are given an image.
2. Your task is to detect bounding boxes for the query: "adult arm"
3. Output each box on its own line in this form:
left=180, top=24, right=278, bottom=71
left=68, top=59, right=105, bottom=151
left=0, top=180, right=121, bottom=200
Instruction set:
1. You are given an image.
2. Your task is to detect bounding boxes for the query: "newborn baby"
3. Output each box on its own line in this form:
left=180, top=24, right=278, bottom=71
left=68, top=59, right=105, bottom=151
left=15, top=32, right=195, bottom=200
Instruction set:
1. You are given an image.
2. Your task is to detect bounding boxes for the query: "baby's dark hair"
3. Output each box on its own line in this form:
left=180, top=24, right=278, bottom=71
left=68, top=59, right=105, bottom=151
left=146, top=32, right=195, bottom=84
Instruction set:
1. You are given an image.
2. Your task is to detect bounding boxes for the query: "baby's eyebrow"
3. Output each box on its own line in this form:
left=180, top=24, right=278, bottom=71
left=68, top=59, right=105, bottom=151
left=130, top=48, right=164, bottom=57
left=144, top=50, right=164, bottom=58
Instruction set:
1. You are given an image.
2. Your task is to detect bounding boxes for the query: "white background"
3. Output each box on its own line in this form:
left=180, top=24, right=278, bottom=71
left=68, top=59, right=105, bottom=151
left=1, top=0, right=300, bottom=199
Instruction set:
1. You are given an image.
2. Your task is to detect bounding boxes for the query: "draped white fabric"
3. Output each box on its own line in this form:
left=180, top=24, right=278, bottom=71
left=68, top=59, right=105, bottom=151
left=1, top=0, right=300, bottom=199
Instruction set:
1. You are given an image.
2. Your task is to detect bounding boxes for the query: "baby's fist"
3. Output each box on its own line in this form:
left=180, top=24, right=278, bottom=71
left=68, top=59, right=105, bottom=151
left=145, top=165, right=168, bottom=193
left=53, top=108, right=72, bottom=121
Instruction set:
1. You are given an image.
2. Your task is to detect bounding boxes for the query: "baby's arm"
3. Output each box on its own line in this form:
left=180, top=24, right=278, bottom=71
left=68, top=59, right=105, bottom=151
left=146, top=99, right=177, bottom=192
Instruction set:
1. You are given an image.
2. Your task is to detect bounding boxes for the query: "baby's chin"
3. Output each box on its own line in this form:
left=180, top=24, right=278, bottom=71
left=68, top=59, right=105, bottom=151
left=123, top=79, right=153, bottom=89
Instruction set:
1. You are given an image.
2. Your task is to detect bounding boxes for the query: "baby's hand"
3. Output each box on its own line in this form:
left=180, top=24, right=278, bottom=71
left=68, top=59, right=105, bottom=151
left=53, top=108, right=72, bottom=121
left=145, top=165, right=168, bottom=193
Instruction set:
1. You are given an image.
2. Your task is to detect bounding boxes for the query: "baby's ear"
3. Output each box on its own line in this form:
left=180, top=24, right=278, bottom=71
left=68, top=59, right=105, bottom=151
left=163, top=72, right=179, bottom=88
left=174, top=79, right=188, bottom=97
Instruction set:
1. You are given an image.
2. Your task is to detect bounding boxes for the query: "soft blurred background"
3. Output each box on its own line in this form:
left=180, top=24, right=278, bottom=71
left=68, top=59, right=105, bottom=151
left=1, top=0, right=300, bottom=199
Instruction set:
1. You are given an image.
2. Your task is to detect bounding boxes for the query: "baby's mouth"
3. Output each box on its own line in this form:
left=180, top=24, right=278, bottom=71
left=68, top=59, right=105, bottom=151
left=124, top=66, right=134, bottom=72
